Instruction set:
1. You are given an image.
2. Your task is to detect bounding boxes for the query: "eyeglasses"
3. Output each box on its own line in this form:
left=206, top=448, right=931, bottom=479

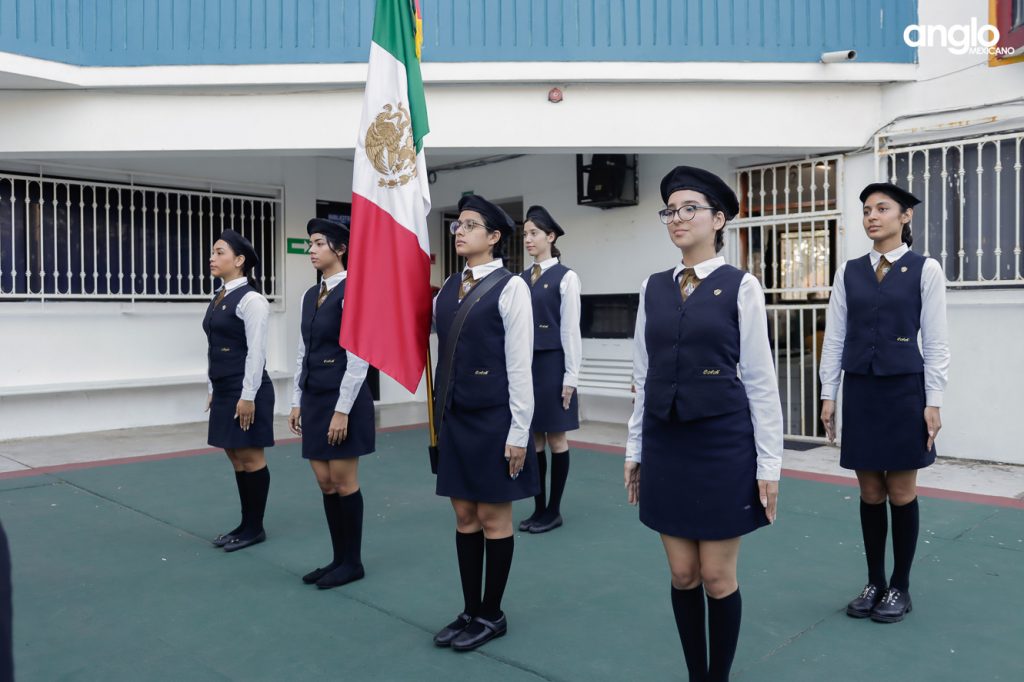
left=449, top=219, right=488, bottom=235
left=657, top=205, right=714, bottom=224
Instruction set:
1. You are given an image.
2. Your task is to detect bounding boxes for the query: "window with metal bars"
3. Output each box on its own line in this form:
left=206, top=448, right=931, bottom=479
left=883, top=131, right=1024, bottom=286
left=0, top=172, right=280, bottom=301
left=732, top=157, right=842, bottom=304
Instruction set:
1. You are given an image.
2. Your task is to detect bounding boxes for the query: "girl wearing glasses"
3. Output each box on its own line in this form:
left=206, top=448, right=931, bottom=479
left=625, top=166, right=783, bottom=682
left=205, top=229, right=275, bottom=553
left=518, top=205, right=582, bottom=535
left=819, top=183, right=949, bottom=623
left=287, top=218, right=375, bottom=590
left=431, top=194, right=537, bottom=652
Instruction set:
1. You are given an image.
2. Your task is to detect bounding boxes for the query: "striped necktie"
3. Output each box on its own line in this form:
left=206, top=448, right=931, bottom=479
left=316, top=281, right=329, bottom=308
left=458, top=270, right=476, bottom=302
left=530, top=264, right=542, bottom=285
left=875, top=256, right=891, bottom=282
left=678, top=268, right=701, bottom=301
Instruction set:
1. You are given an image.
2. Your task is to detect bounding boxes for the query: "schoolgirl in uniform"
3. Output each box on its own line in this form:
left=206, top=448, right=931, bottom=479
left=287, top=218, right=375, bottom=589
left=819, top=183, right=949, bottom=623
left=518, top=205, right=581, bottom=534
left=431, top=194, right=537, bottom=652
left=205, top=229, right=275, bottom=552
left=625, top=166, right=783, bottom=682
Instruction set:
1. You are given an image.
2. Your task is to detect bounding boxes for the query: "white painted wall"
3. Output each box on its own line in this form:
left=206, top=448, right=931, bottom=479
left=0, top=81, right=883, bottom=156
left=881, top=0, right=1024, bottom=122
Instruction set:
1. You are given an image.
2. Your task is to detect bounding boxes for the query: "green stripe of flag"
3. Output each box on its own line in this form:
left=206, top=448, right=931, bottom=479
left=372, top=0, right=430, bottom=153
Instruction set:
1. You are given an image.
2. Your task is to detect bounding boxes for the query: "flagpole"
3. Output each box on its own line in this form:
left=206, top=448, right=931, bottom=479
left=425, top=340, right=437, bottom=448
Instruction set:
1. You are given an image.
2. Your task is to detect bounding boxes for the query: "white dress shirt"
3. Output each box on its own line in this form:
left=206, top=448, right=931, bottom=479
left=819, top=243, right=950, bottom=407
left=433, top=259, right=535, bottom=448
left=290, top=271, right=371, bottom=414
left=625, top=256, right=784, bottom=481
left=206, top=275, right=270, bottom=401
left=528, top=257, right=583, bottom=388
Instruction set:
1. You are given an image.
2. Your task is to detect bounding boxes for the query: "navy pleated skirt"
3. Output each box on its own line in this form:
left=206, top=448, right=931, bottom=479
left=300, top=384, right=375, bottom=460
left=530, top=349, right=580, bottom=433
left=639, top=408, right=768, bottom=540
left=208, top=375, right=275, bottom=449
left=840, top=372, right=935, bottom=471
left=436, top=404, right=540, bottom=503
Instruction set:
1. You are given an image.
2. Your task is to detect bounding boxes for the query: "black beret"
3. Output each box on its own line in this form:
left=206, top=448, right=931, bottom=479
left=457, top=194, right=516, bottom=239
left=525, top=205, right=564, bottom=237
left=306, top=217, right=350, bottom=244
left=218, top=229, right=259, bottom=270
left=859, top=183, right=921, bottom=208
left=660, top=165, right=740, bottom=220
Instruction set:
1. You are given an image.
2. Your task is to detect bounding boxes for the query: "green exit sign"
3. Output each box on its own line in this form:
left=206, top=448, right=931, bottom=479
left=287, top=238, right=310, bottom=255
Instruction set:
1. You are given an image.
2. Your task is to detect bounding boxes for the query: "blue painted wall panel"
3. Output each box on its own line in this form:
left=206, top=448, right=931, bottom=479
left=0, top=0, right=916, bottom=66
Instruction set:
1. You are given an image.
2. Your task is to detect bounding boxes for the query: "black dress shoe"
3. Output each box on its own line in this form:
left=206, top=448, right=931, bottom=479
left=302, top=564, right=336, bottom=584
left=212, top=532, right=239, bottom=548
left=451, top=614, right=507, bottom=651
left=871, top=587, right=912, bottom=623
left=518, top=515, right=539, bottom=532
left=223, top=530, right=266, bottom=553
left=315, top=563, right=365, bottom=589
left=528, top=514, right=563, bottom=534
left=846, top=583, right=885, bottom=618
left=433, top=612, right=473, bottom=647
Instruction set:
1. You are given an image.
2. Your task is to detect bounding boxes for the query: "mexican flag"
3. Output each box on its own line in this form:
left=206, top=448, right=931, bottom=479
left=340, top=0, right=431, bottom=394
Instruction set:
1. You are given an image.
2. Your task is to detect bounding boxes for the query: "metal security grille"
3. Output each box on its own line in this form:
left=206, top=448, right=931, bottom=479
left=730, top=156, right=844, bottom=443
left=0, top=171, right=281, bottom=301
left=877, top=129, right=1024, bottom=286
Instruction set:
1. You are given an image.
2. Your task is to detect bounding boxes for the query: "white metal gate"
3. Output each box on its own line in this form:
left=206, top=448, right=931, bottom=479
left=876, top=128, right=1024, bottom=286
left=0, top=168, right=282, bottom=301
left=729, top=155, right=844, bottom=443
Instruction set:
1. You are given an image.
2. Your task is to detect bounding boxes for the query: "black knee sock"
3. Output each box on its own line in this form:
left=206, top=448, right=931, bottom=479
left=323, top=493, right=343, bottom=566
left=545, top=450, right=570, bottom=517
left=860, top=499, right=888, bottom=588
left=338, top=490, right=364, bottom=567
left=240, top=466, right=269, bottom=538
left=480, top=536, right=514, bottom=620
left=889, top=497, right=919, bottom=592
left=531, top=450, right=548, bottom=517
left=456, top=530, right=485, bottom=617
left=227, top=470, right=247, bottom=535
left=671, top=584, right=708, bottom=682
left=707, top=589, right=741, bottom=682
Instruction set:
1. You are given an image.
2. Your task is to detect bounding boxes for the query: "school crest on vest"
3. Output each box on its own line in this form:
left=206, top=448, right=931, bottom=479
left=365, top=103, right=418, bottom=189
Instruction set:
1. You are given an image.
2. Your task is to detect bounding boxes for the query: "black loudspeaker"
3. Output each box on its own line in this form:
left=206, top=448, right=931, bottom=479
left=577, top=154, right=638, bottom=208
left=587, top=154, right=628, bottom=201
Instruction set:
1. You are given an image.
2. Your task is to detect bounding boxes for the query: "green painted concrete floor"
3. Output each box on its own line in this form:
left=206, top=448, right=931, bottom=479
left=2, top=429, right=1021, bottom=681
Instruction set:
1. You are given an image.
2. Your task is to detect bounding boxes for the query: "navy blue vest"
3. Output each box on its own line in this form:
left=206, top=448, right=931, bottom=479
left=434, top=270, right=512, bottom=411
left=841, top=250, right=926, bottom=376
left=522, top=263, right=570, bottom=351
left=298, top=280, right=349, bottom=393
left=203, top=284, right=268, bottom=383
left=643, top=265, right=748, bottom=422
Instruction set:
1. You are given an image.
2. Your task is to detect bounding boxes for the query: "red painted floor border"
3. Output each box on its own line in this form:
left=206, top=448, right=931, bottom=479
left=4, top=427, right=1023, bottom=509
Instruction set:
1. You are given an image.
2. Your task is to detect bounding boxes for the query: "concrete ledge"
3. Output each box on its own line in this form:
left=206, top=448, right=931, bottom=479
left=0, top=371, right=293, bottom=397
